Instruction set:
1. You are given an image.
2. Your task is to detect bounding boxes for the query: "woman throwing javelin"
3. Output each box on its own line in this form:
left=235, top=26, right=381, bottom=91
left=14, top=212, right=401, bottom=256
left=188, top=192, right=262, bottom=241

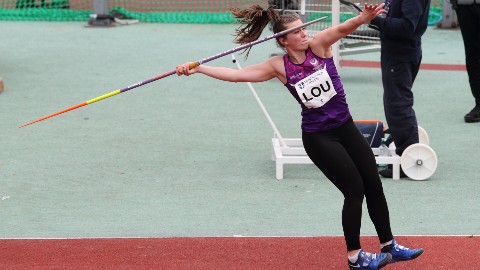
left=176, top=3, right=423, bottom=270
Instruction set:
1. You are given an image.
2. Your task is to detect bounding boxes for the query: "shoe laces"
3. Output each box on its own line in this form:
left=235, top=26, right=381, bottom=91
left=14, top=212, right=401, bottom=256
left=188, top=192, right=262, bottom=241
left=394, top=243, right=409, bottom=251
left=359, top=251, right=376, bottom=265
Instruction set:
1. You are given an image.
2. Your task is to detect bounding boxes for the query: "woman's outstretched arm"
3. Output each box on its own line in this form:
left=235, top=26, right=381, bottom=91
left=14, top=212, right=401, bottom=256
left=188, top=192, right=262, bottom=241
left=309, top=3, right=384, bottom=55
left=176, top=58, right=279, bottom=83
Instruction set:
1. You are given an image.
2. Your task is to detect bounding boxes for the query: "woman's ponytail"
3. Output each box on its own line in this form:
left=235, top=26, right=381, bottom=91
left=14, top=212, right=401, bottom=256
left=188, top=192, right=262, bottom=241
left=230, top=5, right=280, bottom=58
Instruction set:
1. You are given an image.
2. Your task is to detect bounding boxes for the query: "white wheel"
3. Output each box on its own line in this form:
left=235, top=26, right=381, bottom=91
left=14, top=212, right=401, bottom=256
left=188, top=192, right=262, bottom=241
left=418, top=126, right=429, bottom=145
left=401, top=143, right=438, bottom=181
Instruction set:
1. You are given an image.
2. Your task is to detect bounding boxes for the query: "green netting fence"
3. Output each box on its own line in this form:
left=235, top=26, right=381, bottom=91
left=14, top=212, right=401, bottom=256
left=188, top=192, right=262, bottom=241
left=0, top=0, right=266, bottom=22
left=0, top=0, right=444, bottom=24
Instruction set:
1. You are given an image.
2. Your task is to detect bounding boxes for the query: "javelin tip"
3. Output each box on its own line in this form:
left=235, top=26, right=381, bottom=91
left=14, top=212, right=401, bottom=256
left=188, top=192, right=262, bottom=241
left=18, top=102, right=88, bottom=128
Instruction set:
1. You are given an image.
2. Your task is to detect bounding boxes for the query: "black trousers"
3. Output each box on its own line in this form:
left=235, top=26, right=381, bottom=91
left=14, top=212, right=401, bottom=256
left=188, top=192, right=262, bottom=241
left=381, top=54, right=420, bottom=156
left=456, top=4, right=480, bottom=106
left=302, top=119, right=393, bottom=251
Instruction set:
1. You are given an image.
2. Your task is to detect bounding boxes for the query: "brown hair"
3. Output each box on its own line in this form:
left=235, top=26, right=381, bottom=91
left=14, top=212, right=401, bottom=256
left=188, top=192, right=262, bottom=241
left=229, top=5, right=300, bottom=58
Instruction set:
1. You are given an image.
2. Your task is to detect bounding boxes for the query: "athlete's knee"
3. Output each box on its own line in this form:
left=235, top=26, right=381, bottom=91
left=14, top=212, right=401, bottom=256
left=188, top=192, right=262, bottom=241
left=365, top=184, right=387, bottom=201
left=344, top=189, right=365, bottom=207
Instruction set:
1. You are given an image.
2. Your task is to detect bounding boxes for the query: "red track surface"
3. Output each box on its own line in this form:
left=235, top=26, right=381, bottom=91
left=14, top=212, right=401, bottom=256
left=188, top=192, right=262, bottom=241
left=1, top=236, right=477, bottom=269
left=341, top=60, right=467, bottom=71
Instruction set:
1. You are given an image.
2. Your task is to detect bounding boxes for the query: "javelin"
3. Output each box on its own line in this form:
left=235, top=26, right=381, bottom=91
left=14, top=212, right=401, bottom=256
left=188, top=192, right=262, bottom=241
left=19, top=16, right=327, bottom=128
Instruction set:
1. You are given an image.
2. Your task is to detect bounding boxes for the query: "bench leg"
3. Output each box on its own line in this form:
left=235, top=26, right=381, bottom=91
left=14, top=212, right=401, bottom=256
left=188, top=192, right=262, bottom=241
left=392, top=164, right=400, bottom=180
left=276, top=161, right=284, bottom=180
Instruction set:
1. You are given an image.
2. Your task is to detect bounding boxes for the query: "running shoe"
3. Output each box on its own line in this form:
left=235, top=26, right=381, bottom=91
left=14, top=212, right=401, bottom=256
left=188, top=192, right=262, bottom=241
left=381, top=239, right=424, bottom=262
left=348, top=250, right=392, bottom=270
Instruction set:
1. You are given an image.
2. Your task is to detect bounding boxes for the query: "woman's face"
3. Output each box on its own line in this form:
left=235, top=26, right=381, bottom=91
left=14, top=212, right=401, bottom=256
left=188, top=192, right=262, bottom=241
left=281, top=19, right=308, bottom=51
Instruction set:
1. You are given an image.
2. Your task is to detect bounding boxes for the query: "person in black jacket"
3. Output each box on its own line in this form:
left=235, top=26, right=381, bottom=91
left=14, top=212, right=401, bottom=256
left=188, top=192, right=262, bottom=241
left=369, top=0, right=431, bottom=178
left=452, top=0, right=480, bottom=123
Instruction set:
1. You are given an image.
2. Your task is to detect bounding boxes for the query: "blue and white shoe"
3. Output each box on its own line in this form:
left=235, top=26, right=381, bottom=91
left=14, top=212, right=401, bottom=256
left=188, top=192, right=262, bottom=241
left=380, top=239, right=424, bottom=262
left=348, top=250, right=392, bottom=270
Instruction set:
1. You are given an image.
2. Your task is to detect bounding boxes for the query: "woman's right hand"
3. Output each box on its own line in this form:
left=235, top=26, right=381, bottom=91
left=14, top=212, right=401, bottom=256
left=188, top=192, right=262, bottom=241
left=176, top=62, right=200, bottom=76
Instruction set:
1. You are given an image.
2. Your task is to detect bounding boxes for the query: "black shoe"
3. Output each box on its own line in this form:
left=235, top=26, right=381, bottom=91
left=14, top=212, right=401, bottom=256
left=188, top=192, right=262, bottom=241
left=379, top=167, right=407, bottom=178
left=464, top=105, right=480, bottom=123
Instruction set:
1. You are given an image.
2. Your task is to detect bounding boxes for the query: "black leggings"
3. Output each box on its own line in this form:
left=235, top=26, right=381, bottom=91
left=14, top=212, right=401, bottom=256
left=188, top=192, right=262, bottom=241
left=302, top=119, right=393, bottom=251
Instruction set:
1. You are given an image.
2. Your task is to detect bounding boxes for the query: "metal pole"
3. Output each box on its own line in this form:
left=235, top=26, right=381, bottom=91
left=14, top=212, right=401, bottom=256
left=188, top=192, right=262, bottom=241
left=439, top=0, right=458, bottom=28
left=88, top=0, right=113, bottom=27
left=332, top=0, right=341, bottom=67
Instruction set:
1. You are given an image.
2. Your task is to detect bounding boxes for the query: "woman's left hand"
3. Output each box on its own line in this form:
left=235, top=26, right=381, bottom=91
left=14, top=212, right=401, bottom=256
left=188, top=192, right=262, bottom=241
left=358, top=3, right=384, bottom=24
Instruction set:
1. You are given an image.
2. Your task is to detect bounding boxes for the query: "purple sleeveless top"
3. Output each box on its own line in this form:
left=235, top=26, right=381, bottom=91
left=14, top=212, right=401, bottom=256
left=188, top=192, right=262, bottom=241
left=283, top=48, right=351, bottom=132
